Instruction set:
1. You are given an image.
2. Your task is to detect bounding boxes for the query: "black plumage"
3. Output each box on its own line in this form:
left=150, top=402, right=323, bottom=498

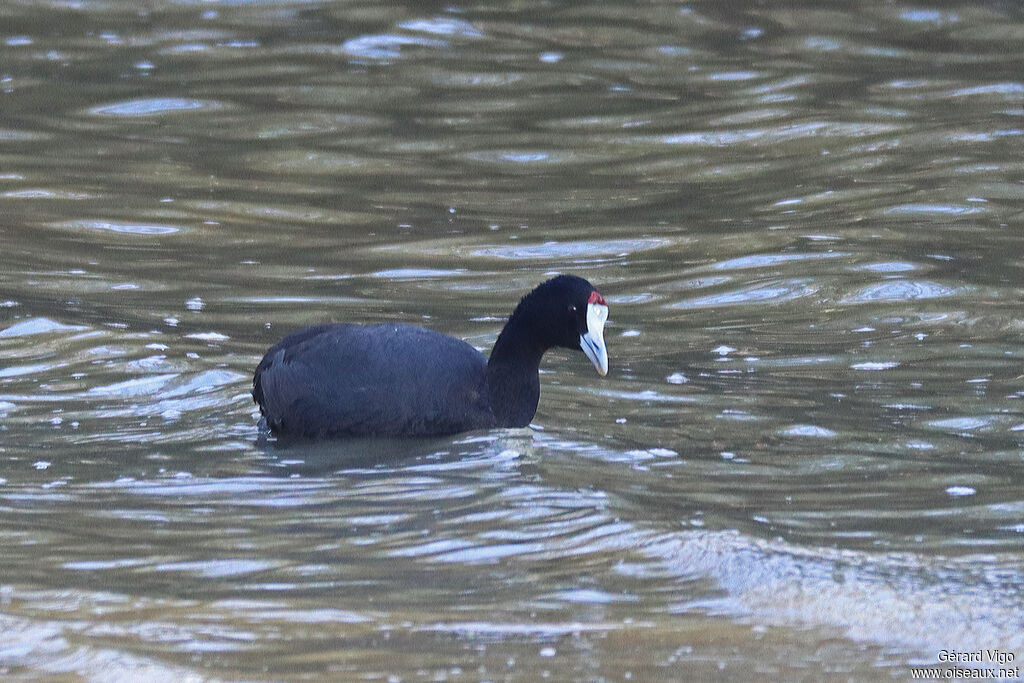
left=253, top=275, right=609, bottom=438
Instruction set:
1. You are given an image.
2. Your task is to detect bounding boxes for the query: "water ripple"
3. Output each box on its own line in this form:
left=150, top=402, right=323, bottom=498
left=470, top=238, right=671, bottom=260
left=841, top=280, right=958, bottom=303
left=671, top=279, right=816, bottom=309
left=87, top=98, right=226, bottom=117
left=710, top=251, right=847, bottom=270
left=51, top=220, right=182, bottom=236
left=883, top=203, right=988, bottom=216
left=0, top=318, right=87, bottom=338
left=397, top=18, right=484, bottom=38
left=661, top=121, right=901, bottom=146
left=341, top=34, right=448, bottom=60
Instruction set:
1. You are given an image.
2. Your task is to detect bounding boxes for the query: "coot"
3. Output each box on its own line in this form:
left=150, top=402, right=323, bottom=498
left=252, top=274, right=609, bottom=438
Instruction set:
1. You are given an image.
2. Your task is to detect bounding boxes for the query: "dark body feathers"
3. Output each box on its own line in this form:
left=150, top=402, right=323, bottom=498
left=253, top=323, right=494, bottom=437
left=252, top=275, right=607, bottom=439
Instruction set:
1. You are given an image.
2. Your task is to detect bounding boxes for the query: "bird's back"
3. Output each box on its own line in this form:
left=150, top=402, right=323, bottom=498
left=253, top=323, right=495, bottom=438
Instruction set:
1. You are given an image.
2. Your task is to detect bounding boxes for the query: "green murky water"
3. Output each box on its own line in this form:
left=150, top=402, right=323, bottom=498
left=1, top=1, right=1023, bottom=679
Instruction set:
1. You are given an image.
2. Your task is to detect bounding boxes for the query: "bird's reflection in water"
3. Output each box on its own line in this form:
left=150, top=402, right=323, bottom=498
left=256, top=427, right=540, bottom=478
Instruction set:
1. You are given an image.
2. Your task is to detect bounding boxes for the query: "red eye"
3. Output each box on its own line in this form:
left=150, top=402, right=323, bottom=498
left=588, top=291, right=606, bottom=306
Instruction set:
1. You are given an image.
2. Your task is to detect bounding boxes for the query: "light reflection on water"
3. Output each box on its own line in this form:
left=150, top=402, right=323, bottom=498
left=1, top=0, right=1023, bottom=678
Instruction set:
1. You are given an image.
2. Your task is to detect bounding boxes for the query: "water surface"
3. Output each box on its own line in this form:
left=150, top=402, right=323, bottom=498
left=1, top=0, right=1023, bottom=679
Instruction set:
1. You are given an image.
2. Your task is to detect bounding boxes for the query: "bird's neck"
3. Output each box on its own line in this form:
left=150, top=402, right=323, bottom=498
left=486, top=311, right=547, bottom=428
